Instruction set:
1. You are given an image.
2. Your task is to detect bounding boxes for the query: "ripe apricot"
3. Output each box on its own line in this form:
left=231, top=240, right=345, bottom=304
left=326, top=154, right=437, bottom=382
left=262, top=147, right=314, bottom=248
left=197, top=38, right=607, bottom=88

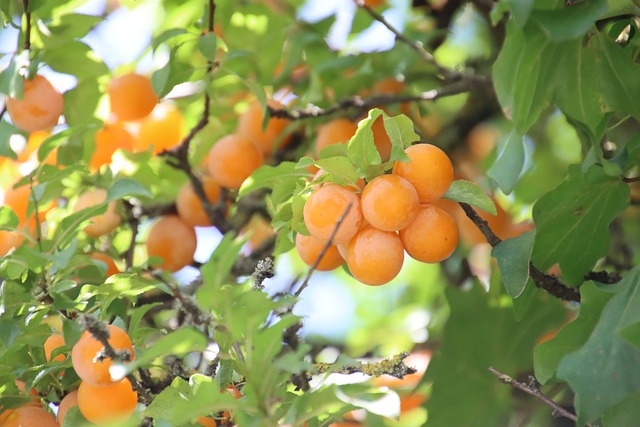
left=207, top=134, right=264, bottom=189
left=77, top=378, right=138, bottom=424
left=56, top=389, right=78, bottom=426
left=71, top=324, right=135, bottom=386
left=346, top=226, right=404, bottom=286
left=467, top=123, right=499, bottom=161
left=0, top=230, right=25, bottom=256
left=371, top=116, right=392, bottom=162
left=44, top=333, right=66, bottom=363
left=400, top=204, right=458, bottom=263
left=236, top=99, right=292, bottom=155
left=108, top=73, right=158, bottom=121
left=90, top=252, right=120, bottom=277
left=0, top=405, right=57, bottom=427
left=196, top=416, right=218, bottom=427
left=303, top=184, right=363, bottom=245
left=295, top=233, right=344, bottom=271
left=135, top=103, right=185, bottom=154
left=146, top=215, right=197, bottom=272
left=73, top=188, right=121, bottom=238
left=314, top=118, right=358, bottom=156
left=360, top=175, right=419, bottom=231
left=176, top=176, right=222, bottom=228
left=6, top=75, right=64, bottom=133
left=91, top=122, right=134, bottom=169
left=4, top=183, right=37, bottom=229
left=392, top=144, right=453, bottom=203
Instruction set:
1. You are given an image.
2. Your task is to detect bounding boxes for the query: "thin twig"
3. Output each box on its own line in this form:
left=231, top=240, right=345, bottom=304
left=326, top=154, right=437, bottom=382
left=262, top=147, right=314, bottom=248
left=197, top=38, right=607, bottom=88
left=22, top=0, right=31, bottom=51
left=488, top=367, right=578, bottom=423
left=354, top=0, right=459, bottom=81
left=122, top=200, right=139, bottom=271
left=459, top=203, right=580, bottom=303
left=294, top=203, right=353, bottom=297
left=314, top=352, right=417, bottom=379
left=269, top=79, right=485, bottom=120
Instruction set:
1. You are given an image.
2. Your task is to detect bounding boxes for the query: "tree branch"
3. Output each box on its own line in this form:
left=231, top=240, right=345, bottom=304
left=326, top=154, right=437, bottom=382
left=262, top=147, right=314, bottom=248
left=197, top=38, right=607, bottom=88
left=269, top=78, right=487, bottom=120
left=314, top=352, right=417, bottom=379
left=488, top=367, right=578, bottom=424
left=459, top=203, right=580, bottom=303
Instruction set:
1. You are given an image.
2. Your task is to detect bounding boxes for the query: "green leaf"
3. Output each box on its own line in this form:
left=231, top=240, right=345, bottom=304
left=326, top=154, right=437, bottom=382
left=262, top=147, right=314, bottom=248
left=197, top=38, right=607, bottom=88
left=531, top=165, right=630, bottom=284
left=197, top=32, right=218, bottom=61
left=493, top=22, right=567, bottom=133
left=0, top=122, right=19, bottom=160
left=602, top=392, right=640, bottom=427
left=488, top=131, right=525, bottom=194
left=620, top=322, right=640, bottom=348
left=197, top=232, right=245, bottom=310
left=505, top=0, right=533, bottom=27
left=239, top=162, right=307, bottom=197
left=557, top=267, right=640, bottom=425
left=132, top=328, right=208, bottom=368
left=426, top=285, right=565, bottom=427
left=48, top=13, right=103, bottom=39
left=63, top=79, right=102, bottom=126
left=492, top=230, right=535, bottom=298
left=534, top=281, right=614, bottom=384
left=41, top=39, right=109, bottom=78
left=315, top=157, right=360, bottom=187
left=382, top=114, right=418, bottom=162
left=530, top=0, right=607, bottom=41
left=0, top=206, right=20, bottom=229
left=107, top=178, right=152, bottom=200
left=348, top=109, right=382, bottom=180
left=443, top=180, right=497, bottom=215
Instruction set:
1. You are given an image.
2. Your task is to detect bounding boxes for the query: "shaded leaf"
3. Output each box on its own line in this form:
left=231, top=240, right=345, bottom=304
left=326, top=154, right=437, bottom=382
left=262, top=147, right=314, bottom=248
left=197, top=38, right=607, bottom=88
left=493, top=230, right=536, bottom=298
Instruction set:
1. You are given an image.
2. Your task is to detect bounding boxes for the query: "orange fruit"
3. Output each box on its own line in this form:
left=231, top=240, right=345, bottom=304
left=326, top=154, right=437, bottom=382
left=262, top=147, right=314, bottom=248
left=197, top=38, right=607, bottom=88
left=400, top=204, right=458, bottom=263
left=467, top=123, right=499, bottom=161
left=56, top=389, right=78, bottom=426
left=196, top=416, right=218, bottom=427
left=207, top=134, right=264, bottom=189
left=6, top=75, right=64, bottom=133
left=73, top=188, right=121, bottom=238
left=91, top=122, right=134, bottom=169
left=314, top=118, right=358, bottom=156
left=371, top=116, right=393, bottom=162
left=108, top=73, right=158, bottom=121
left=44, top=333, right=66, bottom=363
left=0, top=405, right=57, bottom=427
left=135, top=103, right=185, bottom=154
left=90, top=252, right=120, bottom=277
left=295, top=233, right=344, bottom=271
left=0, top=230, right=25, bottom=256
left=146, top=215, right=197, bottom=272
left=77, top=378, right=138, bottom=424
left=176, top=176, right=222, bottom=228
left=71, top=324, right=135, bottom=386
left=236, top=99, right=292, bottom=155
left=360, top=175, right=419, bottom=231
left=303, top=184, right=363, bottom=245
left=346, top=225, right=404, bottom=286
left=400, top=392, right=427, bottom=412
left=392, top=144, right=453, bottom=203
left=14, top=380, right=40, bottom=406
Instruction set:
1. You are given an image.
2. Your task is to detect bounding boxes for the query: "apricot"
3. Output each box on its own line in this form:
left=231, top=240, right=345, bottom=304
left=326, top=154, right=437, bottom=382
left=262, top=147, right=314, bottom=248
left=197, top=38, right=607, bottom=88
left=295, top=233, right=344, bottom=271
left=0, top=230, right=25, bottom=257
left=176, top=176, right=222, bottom=228
left=6, top=75, right=64, bottom=133
left=399, top=204, right=458, bottom=263
left=90, top=252, right=120, bottom=277
left=314, top=118, right=358, bottom=156
left=44, top=333, right=66, bottom=363
left=207, top=134, right=264, bottom=189
left=56, top=389, right=78, bottom=426
left=236, top=99, right=292, bottom=155
left=73, top=188, right=121, bottom=238
left=71, top=324, right=135, bottom=386
left=135, top=103, right=185, bottom=154
left=108, top=73, right=158, bottom=121
left=360, top=175, right=419, bottom=231
left=146, top=215, right=197, bottom=272
left=303, top=184, right=363, bottom=245
left=346, top=226, right=404, bottom=286
left=0, top=405, right=57, bottom=427
left=91, top=122, right=134, bottom=169
left=392, top=144, right=453, bottom=203
left=77, top=378, right=138, bottom=424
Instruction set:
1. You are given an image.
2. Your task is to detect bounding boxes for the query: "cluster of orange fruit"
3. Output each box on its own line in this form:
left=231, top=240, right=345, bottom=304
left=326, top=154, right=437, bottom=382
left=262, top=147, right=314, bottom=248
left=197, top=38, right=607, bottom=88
left=0, top=325, right=137, bottom=426
left=297, top=142, right=459, bottom=286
